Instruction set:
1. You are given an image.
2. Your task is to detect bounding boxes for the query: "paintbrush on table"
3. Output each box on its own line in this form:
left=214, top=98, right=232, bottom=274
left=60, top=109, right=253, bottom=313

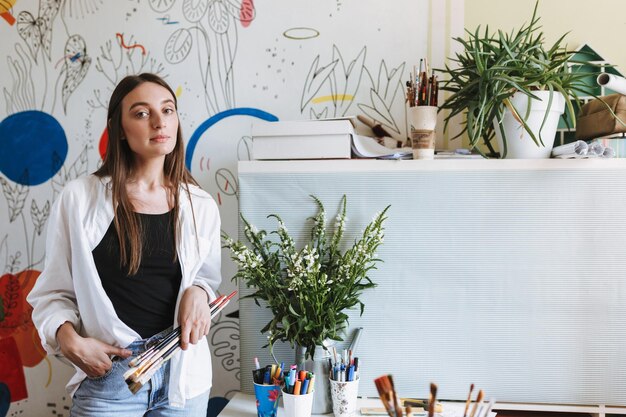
left=374, top=376, right=395, bottom=417
left=388, top=374, right=403, bottom=417
left=356, top=115, right=402, bottom=148
left=357, top=115, right=392, bottom=138
left=375, top=375, right=405, bottom=417
left=463, top=383, right=474, bottom=417
left=469, top=389, right=484, bottom=417
left=428, top=383, right=437, bottom=417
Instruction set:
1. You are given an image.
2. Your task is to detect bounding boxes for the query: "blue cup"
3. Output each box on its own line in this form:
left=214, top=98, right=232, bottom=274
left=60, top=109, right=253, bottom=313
left=253, top=382, right=281, bottom=417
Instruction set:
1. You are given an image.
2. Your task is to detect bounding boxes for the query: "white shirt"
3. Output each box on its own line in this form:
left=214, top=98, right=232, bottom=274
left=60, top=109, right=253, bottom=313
left=27, top=175, right=222, bottom=407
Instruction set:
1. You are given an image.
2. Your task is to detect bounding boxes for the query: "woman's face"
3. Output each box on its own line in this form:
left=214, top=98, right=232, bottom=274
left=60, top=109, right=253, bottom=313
left=120, top=81, right=179, bottom=164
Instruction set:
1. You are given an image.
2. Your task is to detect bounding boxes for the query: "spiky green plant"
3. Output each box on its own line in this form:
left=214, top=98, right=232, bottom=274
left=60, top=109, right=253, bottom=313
left=438, top=2, right=599, bottom=157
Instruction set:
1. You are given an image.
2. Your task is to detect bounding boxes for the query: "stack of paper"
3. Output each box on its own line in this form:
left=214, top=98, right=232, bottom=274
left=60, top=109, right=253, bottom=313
left=351, top=135, right=412, bottom=159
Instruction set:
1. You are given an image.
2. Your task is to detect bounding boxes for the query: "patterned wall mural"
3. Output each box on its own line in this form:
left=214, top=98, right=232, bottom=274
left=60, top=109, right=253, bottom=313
left=0, top=0, right=462, bottom=415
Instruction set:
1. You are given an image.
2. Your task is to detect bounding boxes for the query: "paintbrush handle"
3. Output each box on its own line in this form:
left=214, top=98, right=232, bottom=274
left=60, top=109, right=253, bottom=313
left=357, top=115, right=376, bottom=128
left=463, top=384, right=474, bottom=417
left=469, top=390, right=484, bottom=417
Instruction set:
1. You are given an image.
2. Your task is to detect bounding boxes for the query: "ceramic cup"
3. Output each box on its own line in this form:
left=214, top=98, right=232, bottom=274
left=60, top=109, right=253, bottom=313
left=253, top=382, right=281, bottom=417
left=408, top=105, right=438, bottom=131
left=330, top=377, right=359, bottom=417
left=282, top=390, right=315, bottom=417
left=410, top=129, right=435, bottom=160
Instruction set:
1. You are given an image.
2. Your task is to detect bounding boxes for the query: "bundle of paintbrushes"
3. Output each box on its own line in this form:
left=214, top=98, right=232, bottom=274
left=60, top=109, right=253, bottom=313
left=124, top=290, right=237, bottom=394
left=405, top=58, right=438, bottom=108
left=462, top=384, right=495, bottom=417
left=374, top=379, right=495, bottom=417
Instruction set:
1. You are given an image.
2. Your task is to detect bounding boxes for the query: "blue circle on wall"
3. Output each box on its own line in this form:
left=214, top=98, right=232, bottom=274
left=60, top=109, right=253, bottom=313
left=0, top=110, right=68, bottom=186
left=185, top=107, right=278, bottom=170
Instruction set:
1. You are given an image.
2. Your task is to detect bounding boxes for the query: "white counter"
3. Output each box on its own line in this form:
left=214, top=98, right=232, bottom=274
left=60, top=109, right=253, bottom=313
left=236, top=159, right=626, bottom=407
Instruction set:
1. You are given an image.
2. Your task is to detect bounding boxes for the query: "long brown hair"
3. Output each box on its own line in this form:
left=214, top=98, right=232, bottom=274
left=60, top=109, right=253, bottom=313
left=94, top=73, right=198, bottom=275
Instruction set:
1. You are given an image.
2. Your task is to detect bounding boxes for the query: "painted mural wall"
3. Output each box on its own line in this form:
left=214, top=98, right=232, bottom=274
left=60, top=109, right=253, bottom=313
left=0, top=0, right=462, bottom=415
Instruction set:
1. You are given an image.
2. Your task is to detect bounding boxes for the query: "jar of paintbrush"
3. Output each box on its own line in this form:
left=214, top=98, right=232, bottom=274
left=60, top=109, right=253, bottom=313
left=406, top=59, right=439, bottom=159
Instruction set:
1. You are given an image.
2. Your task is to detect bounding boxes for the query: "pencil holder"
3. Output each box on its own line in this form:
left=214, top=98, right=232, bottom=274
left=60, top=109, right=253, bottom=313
left=408, top=106, right=437, bottom=160
left=330, top=377, right=359, bottom=417
left=409, top=106, right=437, bottom=131
left=282, top=389, right=315, bottom=417
left=253, top=382, right=281, bottom=417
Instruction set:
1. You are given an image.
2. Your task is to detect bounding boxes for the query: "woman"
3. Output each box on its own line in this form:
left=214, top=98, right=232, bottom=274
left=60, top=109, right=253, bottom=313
left=27, top=73, right=221, bottom=416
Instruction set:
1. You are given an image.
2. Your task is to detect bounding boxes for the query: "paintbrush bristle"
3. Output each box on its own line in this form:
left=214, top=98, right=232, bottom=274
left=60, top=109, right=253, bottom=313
left=463, top=383, right=475, bottom=417
left=428, top=383, right=437, bottom=417
left=374, top=376, right=395, bottom=417
left=469, top=389, right=485, bottom=417
left=476, top=390, right=484, bottom=403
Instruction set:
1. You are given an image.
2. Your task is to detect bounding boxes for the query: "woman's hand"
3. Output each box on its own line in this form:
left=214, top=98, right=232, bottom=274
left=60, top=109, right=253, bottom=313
left=56, top=322, right=132, bottom=378
left=178, top=286, right=212, bottom=350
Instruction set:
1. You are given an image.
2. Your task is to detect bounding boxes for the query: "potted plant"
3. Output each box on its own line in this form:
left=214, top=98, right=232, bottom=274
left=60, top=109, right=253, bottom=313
left=438, top=2, right=597, bottom=158
left=222, top=195, right=388, bottom=413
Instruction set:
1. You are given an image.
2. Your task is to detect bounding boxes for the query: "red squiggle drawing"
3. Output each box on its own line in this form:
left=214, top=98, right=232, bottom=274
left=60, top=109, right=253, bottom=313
left=115, top=33, right=146, bottom=55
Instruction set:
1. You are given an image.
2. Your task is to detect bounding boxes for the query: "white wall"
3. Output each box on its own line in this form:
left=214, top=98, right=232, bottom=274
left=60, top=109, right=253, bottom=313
left=466, top=0, right=626, bottom=71
left=0, top=0, right=462, bottom=415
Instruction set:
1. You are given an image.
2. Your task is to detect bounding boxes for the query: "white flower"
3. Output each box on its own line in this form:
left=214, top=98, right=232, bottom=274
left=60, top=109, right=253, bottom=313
left=225, top=197, right=388, bottom=352
left=334, top=214, right=347, bottom=229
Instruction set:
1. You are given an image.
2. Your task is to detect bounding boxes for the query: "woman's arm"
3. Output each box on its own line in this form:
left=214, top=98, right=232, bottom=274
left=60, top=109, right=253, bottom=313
left=27, top=184, right=131, bottom=375
left=27, top=188, right=82, bottom=354
left=56, top=321, right=131, bottom=377
left=178, top=195, right=223, bottom=350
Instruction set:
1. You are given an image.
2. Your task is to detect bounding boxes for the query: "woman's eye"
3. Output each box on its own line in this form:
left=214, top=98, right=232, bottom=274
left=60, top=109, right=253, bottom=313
left=135, top=111, right=149, bottom=118
left=164, top=108, right=176, bottom=115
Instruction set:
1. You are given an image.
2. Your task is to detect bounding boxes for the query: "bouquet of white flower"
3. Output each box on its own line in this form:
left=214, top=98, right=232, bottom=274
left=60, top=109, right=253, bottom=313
left=222, top=195, right=389, bottom=357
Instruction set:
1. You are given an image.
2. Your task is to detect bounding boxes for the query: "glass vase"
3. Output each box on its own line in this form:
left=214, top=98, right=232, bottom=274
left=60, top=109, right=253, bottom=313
left=295, top=342, right=333, bottom=414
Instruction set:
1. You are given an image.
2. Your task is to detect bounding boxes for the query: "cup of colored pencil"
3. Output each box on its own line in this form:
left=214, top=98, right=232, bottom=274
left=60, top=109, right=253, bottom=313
left=329, top=348, right=359, bottom=417
left=251, top=359, right=285, bottom=417
left=282, top=366, right=315, bottom=417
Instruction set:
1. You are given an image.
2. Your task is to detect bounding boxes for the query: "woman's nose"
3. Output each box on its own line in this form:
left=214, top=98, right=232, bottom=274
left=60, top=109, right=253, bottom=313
left=152, top=113, right=165, bottom=129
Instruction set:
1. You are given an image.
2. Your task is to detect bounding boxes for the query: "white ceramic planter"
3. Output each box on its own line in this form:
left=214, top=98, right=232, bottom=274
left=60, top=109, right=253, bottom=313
left=493, top=91, right=565, bottom=158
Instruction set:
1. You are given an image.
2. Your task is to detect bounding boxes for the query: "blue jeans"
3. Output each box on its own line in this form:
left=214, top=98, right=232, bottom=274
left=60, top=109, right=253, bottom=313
left=70, top=331, right=209, bottom=417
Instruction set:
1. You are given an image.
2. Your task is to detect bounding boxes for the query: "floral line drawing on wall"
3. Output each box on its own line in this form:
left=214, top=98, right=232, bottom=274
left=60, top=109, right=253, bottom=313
left=300, top=44, right=406, bottom=139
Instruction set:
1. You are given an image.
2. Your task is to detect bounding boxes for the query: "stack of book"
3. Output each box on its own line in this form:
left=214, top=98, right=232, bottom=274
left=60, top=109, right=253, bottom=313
left=251, top=119, right=355, bottom=160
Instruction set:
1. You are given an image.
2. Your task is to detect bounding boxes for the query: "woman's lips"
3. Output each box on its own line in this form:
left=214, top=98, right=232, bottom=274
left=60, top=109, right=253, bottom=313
left=150, top=135, right=170, bottom=142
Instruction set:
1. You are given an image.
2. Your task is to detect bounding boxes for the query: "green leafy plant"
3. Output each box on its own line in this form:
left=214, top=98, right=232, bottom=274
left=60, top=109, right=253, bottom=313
left=222, top=195, right=389, bottom=358
left=438, top=2, right=598, bottom=157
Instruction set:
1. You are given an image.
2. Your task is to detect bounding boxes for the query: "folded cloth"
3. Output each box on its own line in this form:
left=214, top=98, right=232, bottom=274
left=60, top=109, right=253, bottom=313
left=576, top=94, right=626, bottom=140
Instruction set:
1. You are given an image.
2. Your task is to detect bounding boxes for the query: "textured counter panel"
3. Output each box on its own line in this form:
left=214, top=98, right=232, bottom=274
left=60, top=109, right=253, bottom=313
left=238, top=166, right=626, bottom=405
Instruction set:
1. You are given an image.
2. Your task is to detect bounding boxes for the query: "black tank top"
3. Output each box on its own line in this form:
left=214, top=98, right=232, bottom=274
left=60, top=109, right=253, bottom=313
left=92, top=211, right=182, bottom=338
